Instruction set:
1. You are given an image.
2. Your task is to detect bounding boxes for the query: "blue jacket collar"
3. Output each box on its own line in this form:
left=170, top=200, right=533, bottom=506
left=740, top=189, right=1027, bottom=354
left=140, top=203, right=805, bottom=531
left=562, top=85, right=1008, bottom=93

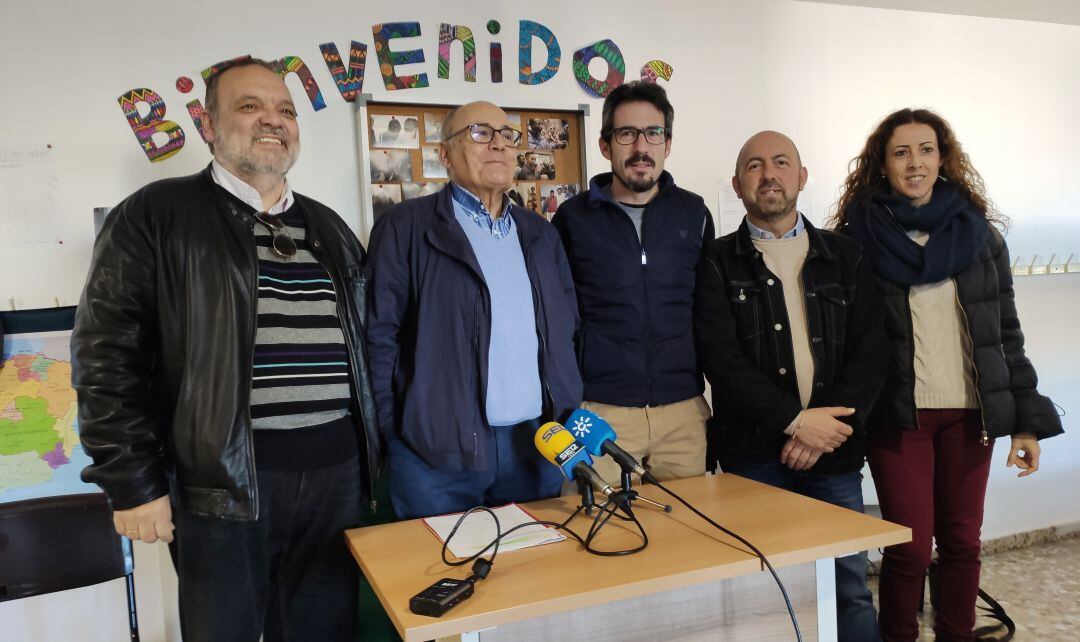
left=450, top=183, right=514, bottom=238
left=586, top=170, right=676, bottom=208
left=426, top=183, right=546, bottom=272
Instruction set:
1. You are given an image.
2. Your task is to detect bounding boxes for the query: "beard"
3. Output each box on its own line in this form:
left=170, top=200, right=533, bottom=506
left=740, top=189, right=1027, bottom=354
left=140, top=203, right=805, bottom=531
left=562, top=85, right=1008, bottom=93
left=615, top=152, right=659, bottom=193
left=750, top=199, right=797, bottom=221
left=235, top=153, right=293, bottom=177
left=216, top=127, right=298, bottom=178
left=747, top=181, right=798, bottom=221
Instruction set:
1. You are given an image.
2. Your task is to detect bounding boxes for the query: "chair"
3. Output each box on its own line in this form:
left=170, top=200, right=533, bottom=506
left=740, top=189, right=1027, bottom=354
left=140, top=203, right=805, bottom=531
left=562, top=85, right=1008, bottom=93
left=0, top=493, right=139, bottom=641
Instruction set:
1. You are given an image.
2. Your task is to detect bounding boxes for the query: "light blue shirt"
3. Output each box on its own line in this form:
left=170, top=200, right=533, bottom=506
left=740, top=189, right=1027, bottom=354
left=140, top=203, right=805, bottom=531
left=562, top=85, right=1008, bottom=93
left=746, top=213, right=805, bottom=240
left=450, top=184, right=543, bottom=426
left=450, top=183, right=513, bottom=239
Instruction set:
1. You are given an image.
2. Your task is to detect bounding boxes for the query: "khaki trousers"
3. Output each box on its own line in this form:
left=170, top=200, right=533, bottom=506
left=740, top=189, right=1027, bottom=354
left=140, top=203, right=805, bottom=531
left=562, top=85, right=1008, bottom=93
left=566, top=395, right=710, bottom=491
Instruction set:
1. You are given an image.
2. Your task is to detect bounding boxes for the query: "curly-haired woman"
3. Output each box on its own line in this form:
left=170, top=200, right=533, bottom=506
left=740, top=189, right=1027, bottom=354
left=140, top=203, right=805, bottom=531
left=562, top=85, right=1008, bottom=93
left=830, top=108, right=1063, bottom=641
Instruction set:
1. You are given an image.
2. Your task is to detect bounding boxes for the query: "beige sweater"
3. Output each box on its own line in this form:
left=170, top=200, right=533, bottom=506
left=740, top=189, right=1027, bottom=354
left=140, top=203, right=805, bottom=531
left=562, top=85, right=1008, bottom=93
left=753, top=234, right=814, bottom=408
left=908, top=231, right=978, bottom=409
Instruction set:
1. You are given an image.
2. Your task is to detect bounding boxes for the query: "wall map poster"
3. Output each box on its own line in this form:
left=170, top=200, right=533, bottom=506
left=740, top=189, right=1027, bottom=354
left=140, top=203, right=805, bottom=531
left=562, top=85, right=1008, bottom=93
left=0, top=308, right=98, bottom=504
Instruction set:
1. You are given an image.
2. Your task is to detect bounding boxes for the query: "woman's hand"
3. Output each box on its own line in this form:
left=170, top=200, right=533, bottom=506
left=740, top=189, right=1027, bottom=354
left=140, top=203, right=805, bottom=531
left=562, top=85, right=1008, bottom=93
left=1007, top=432, right=1041, bottom=478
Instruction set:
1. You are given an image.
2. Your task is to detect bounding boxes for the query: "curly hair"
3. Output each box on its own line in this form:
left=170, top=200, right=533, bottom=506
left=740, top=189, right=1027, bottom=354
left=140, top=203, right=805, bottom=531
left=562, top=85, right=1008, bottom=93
left=828, top=108, right=1008, bottom=230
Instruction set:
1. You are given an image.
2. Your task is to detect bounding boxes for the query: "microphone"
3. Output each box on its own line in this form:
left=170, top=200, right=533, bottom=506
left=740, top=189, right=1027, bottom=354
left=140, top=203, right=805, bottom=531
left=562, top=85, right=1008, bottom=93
left=534, top=422, right=614, bottom=497
left=565, top=409, right=654, bottom=482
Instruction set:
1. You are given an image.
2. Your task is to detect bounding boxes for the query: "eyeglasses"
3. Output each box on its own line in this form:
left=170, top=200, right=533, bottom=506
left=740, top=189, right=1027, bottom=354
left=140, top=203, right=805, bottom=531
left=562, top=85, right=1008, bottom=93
left=610, top=126, right=669, bottom=145
left=445, top=123, right=523, bottom=148
left=254, top=211, right=297, bottom=260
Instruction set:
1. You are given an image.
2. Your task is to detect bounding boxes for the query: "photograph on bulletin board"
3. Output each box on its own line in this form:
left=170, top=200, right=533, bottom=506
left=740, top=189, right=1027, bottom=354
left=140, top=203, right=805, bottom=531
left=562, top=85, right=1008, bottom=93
left=528, top=118, right=570, bottom=150
left=508, top=183, right=533, bottom=209
left=371, top=114, right=420, bottom=149
left=423, top=112, right=443, bottom=143
left=360, top=102, right=585, bottom=233
left=535, top=184, right=581, bottom=220
left=421, top=147, right=447, bottom=179
left=371, top=184, right=402, bottom=224
left=516, top=151, right=556, bottom=181
left=402, top=182, right=444, bottom=200
left=370, top=149, right=413, bottom=183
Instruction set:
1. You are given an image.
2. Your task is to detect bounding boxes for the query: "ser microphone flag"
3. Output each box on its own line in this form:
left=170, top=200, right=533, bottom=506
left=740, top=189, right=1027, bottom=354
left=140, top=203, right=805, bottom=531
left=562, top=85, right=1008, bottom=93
left=534, top=422, right=614, bottom=496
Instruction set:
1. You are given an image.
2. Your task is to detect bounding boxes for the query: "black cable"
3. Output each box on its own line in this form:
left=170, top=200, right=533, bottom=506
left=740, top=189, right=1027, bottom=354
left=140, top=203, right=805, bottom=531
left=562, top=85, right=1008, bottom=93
left=582, top=497, right=648, bottom=556
left=430, top=495, right=648, bottom=621
left=973, top=587, right=1015, bottom=641
left=441, top=505, right=583, bottom=569
left=435, top=482, right=800, bottom=640
left=439, top=506, right=503, bottom=571
left=440, top=497, right=648, bottom=573
left=649, top=478, right=803, bottom=642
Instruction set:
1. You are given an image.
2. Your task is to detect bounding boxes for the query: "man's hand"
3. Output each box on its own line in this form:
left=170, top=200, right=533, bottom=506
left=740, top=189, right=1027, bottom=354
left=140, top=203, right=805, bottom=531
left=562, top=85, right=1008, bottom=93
left=1007, top=432, right=1041, bottom=478
left=780, top=437, right=823, bottom=471
left=793, top=407, right=855, bottom=452
left=113, top=495, right=174, bottom=544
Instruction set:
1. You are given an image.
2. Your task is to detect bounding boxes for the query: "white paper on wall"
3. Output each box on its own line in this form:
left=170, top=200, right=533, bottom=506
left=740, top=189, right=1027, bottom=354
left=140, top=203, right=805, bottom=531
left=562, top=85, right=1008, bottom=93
left=717, top=180, right=744, bottom=236
left=0, top=145, right=61, bottom=248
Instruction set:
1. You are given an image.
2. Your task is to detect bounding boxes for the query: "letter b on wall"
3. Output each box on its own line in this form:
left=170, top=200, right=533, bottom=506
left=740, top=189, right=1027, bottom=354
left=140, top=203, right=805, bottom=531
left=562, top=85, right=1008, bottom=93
left=118, top=88, right=185, bottom=162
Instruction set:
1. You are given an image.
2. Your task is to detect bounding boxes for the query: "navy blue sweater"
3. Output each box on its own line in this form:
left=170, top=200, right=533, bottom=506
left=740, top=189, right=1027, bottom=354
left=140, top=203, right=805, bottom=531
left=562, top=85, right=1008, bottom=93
left=552, top=172, right=714, bottom=407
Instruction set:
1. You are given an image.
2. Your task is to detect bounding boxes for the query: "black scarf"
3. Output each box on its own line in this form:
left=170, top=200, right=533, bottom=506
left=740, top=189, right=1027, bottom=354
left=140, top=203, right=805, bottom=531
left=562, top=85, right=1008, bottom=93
left=845, top=182, right=989, bottom=286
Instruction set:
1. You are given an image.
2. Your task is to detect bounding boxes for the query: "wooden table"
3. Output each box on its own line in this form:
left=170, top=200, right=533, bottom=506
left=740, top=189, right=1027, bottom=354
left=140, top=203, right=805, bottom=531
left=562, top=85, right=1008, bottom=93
left=345, top=473, right=909, bottom=641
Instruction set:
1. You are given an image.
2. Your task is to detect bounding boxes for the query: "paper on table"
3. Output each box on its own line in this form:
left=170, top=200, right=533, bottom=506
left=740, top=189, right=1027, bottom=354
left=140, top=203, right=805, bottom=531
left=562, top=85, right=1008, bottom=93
left=422, top=503, right=565, bottom=559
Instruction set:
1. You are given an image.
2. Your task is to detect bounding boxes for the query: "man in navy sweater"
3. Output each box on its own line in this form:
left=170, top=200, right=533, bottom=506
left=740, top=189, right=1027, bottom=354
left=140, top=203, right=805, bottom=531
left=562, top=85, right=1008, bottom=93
left=552, top=82, right=714, bottom=484
left=366, top=102, right=582, bottom=519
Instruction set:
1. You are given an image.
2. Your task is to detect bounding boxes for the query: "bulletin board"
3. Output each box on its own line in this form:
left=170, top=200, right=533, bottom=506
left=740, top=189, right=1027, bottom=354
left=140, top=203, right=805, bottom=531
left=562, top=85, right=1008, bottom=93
left=356, top=100, right=588, bottom=238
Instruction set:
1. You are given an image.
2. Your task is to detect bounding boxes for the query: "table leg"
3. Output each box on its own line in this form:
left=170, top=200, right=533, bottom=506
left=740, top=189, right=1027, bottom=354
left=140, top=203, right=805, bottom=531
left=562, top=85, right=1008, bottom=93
left=815, top=557, right=837, bottom=642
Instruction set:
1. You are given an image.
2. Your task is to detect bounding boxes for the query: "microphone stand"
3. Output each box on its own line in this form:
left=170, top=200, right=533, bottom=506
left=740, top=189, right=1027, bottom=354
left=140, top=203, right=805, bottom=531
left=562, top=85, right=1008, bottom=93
left=576, top=476, right=597, bottom=515
left=611, top=468, right=671, bottom=513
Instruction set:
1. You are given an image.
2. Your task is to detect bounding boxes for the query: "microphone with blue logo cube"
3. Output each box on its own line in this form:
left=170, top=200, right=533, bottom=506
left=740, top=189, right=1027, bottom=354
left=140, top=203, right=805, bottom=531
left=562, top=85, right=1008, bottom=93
left=565, top=408, right=656, bottom=483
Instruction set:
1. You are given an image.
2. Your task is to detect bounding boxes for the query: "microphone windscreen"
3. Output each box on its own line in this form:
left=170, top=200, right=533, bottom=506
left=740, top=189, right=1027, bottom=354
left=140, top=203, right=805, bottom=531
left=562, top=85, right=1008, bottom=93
left=534, top=421, right=593, bottom=480
left=565, top=408, right=618, bottom=456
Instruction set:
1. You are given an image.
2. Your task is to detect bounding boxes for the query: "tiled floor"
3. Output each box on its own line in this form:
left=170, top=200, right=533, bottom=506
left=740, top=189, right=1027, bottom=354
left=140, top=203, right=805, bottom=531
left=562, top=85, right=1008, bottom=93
left=869, top=536, right=1080, bottom=640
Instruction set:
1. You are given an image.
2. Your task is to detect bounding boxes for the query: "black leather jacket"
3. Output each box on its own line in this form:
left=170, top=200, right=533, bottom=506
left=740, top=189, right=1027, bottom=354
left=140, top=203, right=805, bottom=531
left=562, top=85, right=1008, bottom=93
left=694, top=218, right=888, bottom=475
left=72, top=167, right=381, bottom=520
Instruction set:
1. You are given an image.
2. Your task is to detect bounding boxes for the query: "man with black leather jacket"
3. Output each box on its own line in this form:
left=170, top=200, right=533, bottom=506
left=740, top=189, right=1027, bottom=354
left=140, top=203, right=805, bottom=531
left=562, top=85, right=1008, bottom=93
left=694, top=131, right=888, bottom=642
left=71, top=59, right=378, bottom=642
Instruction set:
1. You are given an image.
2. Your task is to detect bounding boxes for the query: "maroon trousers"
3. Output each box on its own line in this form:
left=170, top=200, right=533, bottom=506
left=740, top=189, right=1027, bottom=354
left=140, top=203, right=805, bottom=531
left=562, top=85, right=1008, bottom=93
left=868, top=409, right=994, bottom=641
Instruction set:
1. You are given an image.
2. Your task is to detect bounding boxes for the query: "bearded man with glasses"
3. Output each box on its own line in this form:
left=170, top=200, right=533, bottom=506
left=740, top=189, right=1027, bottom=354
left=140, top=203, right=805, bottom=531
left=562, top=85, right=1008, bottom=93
left=552, top=81, right=715, bottom=487
left=366, top=101, right=582, bottom=519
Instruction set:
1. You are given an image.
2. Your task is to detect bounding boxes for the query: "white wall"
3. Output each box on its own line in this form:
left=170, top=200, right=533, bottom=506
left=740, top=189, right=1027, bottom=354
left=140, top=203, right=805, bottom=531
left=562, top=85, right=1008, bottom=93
left=1, top=1, right=1078, bottom=640
left=766, top=2, right=1080, bottom=538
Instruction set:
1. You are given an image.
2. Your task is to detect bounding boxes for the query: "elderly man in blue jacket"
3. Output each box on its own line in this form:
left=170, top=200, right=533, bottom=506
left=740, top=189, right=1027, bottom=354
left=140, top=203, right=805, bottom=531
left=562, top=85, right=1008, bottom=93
left=366, top=101, right=583, bottom=519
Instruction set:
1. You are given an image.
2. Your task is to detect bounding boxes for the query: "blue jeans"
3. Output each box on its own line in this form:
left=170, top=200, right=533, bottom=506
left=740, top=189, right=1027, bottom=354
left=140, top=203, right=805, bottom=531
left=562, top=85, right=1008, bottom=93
left=169, top=456, right=362, bottom=642
left=387, top=418, right=564, bottom=520
left=721, top=462, right=882, bottom=642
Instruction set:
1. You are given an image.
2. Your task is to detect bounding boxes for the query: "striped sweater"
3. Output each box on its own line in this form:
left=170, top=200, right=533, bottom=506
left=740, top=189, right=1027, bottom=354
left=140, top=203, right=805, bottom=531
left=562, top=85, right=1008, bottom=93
left=216, top=186, right=358, bottom=470
left=250, top=236, right=352, bottom=428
